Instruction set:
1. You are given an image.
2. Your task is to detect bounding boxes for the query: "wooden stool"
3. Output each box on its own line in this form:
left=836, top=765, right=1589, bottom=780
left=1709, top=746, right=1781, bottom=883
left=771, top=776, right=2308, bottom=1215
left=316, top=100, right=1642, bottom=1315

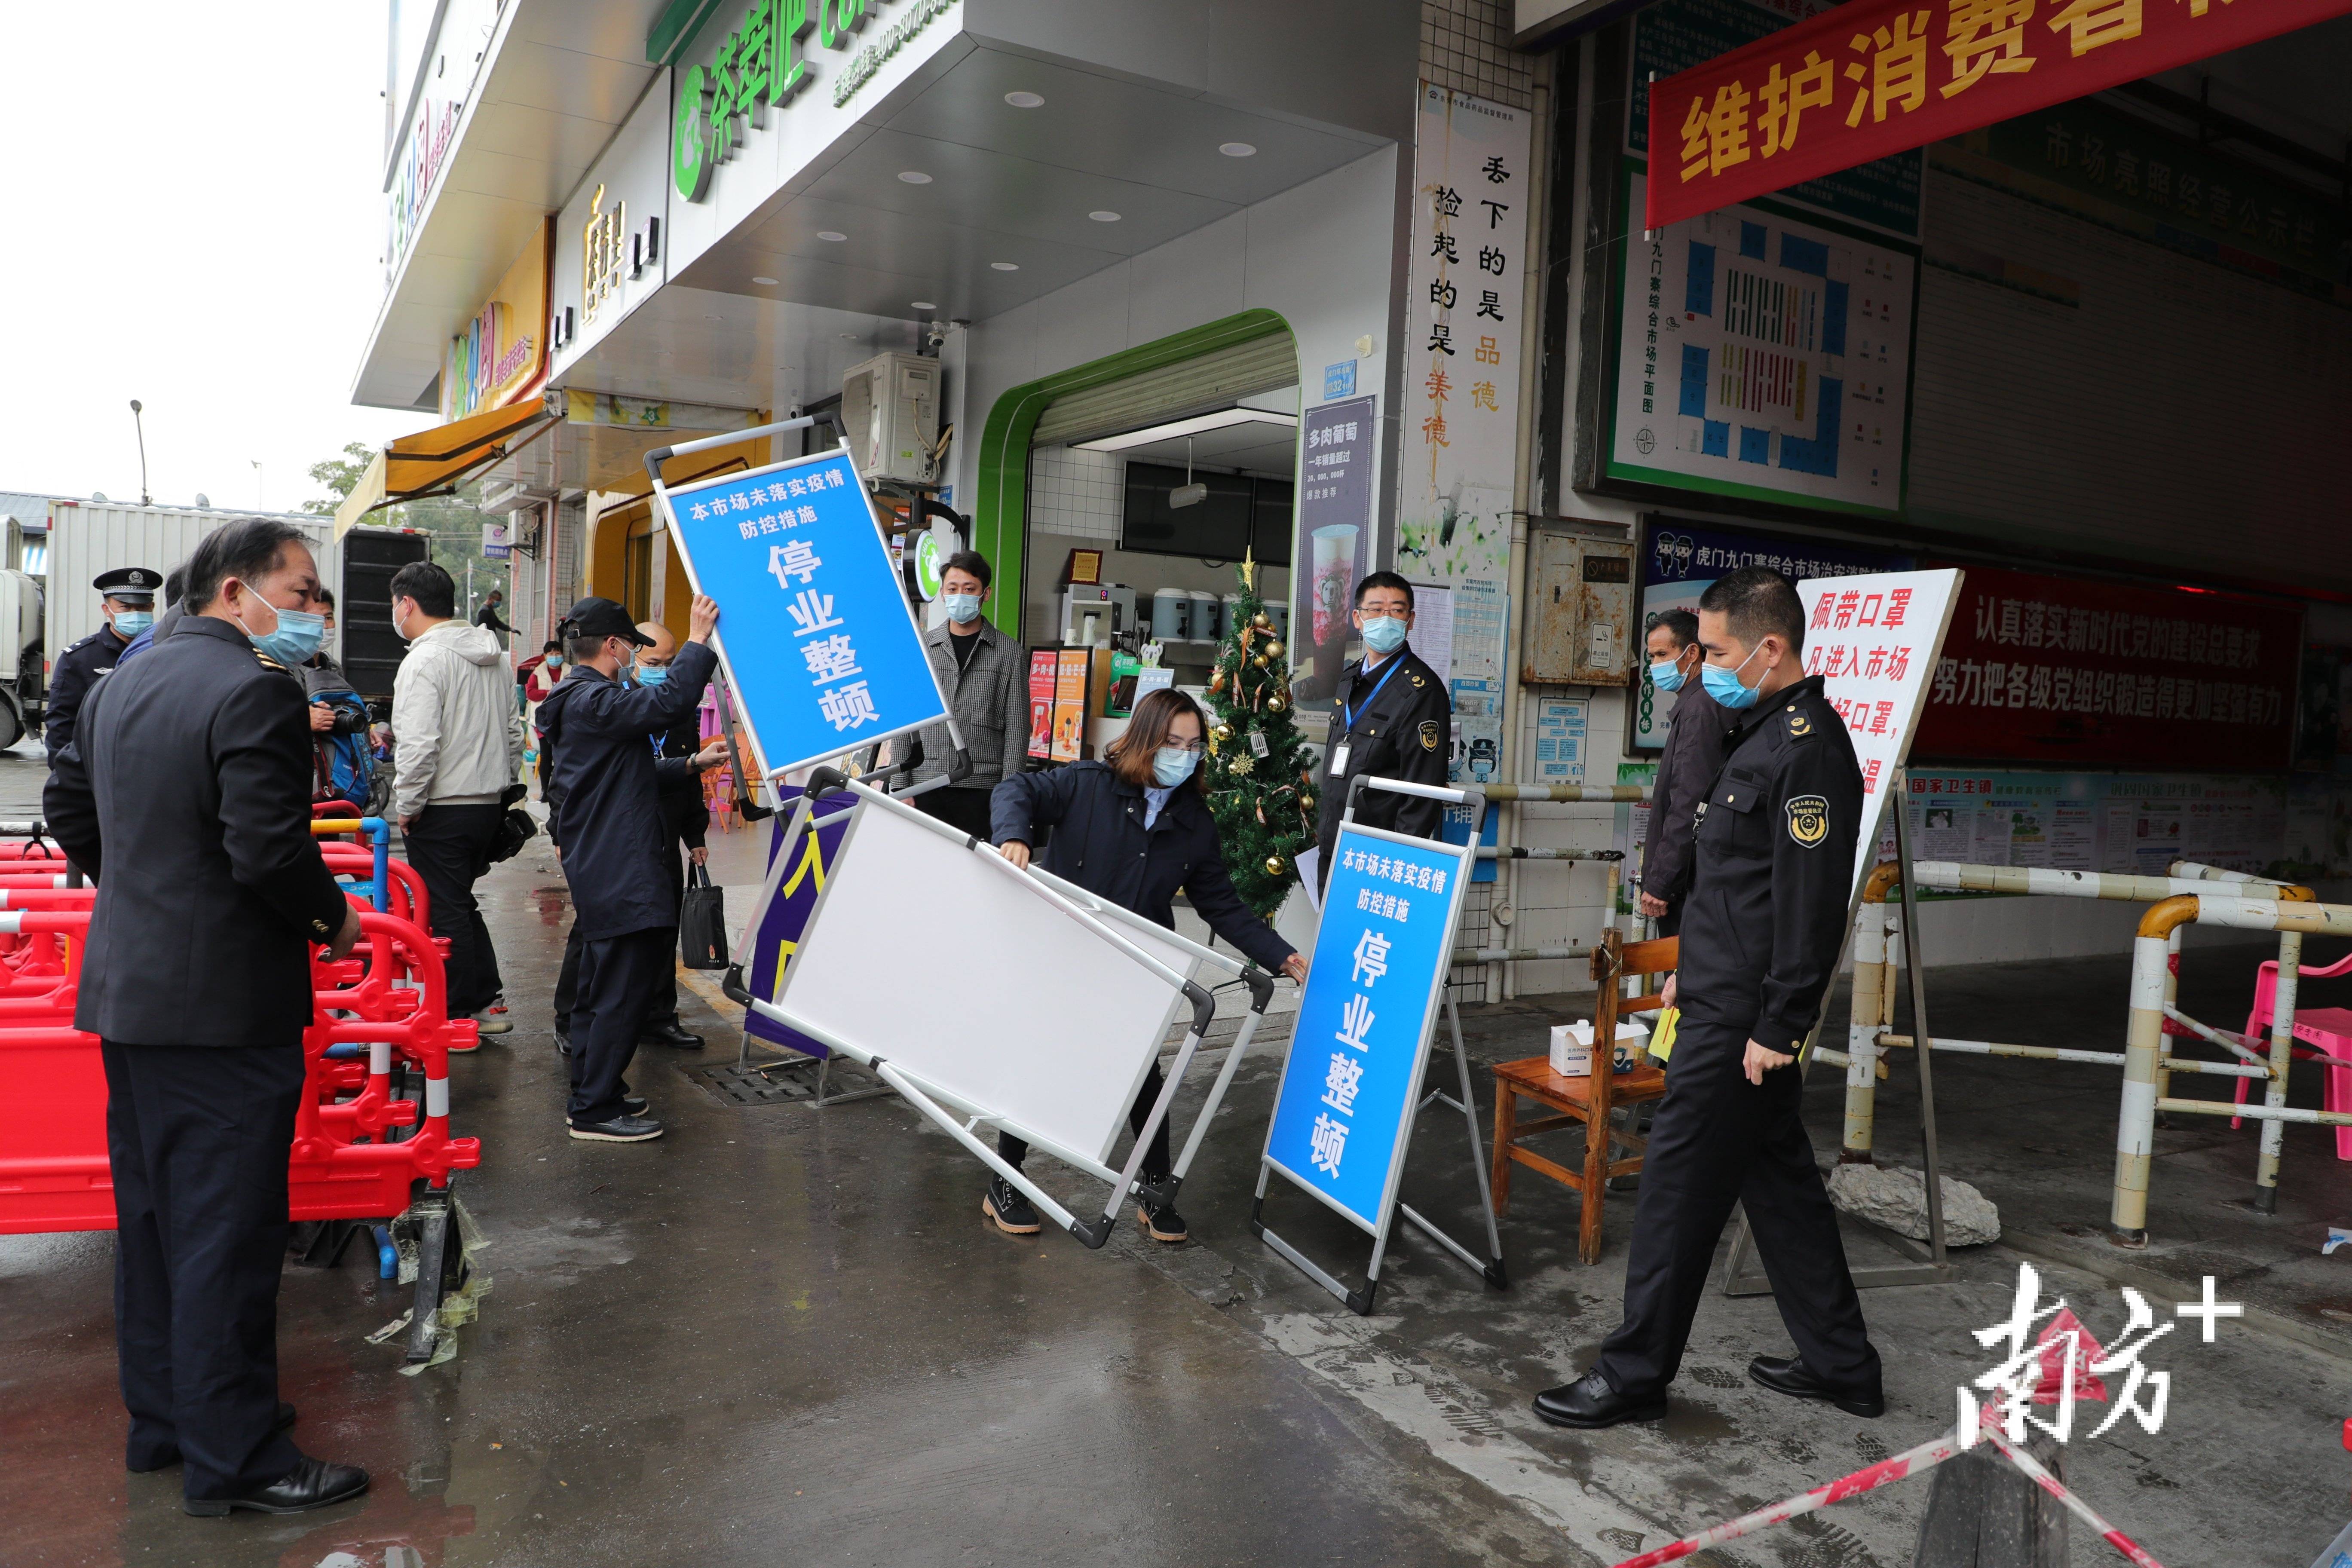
left=1490, top=932, right=1676, bottom=1264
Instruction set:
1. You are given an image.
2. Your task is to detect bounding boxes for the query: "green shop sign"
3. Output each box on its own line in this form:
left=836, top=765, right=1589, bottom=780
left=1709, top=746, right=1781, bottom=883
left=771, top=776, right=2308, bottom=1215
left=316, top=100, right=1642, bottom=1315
left=671, top=0, right=955, bottom=202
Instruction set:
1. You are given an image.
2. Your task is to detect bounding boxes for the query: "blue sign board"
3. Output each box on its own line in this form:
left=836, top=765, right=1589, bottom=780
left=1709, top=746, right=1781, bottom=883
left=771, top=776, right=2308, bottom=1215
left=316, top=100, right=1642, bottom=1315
left=662, top=450, right=948, bottom=779
left=1323, top=359, right=1357, bottom=400
left=1438, top=799, right=1498, bottom=884
left=741, top=789, right=859, bottom=1057
left=1262, top=826, right=1472, bottom=1231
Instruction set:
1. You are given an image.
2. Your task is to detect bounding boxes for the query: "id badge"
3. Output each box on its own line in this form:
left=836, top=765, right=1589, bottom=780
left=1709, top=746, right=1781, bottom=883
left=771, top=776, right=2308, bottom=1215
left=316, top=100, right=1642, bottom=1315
left=1329, top=740, right=1352, bottom=776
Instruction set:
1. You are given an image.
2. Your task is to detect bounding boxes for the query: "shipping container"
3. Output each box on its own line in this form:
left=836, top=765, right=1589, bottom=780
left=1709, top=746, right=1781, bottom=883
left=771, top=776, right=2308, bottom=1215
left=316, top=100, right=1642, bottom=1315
left=40, top=500, right=343, bottom=667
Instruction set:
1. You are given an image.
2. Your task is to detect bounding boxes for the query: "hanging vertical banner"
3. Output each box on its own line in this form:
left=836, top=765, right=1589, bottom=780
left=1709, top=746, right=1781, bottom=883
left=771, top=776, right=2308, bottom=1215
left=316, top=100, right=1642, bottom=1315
left=1292, top=395, right=1378, bottom=706
left=1398, top=83, right=1529, bottom=728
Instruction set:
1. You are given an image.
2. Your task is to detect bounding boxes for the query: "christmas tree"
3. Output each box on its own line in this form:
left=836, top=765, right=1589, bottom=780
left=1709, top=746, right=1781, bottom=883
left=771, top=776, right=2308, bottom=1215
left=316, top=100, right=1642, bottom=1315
left=1203, top=555, right=1320, bottom=918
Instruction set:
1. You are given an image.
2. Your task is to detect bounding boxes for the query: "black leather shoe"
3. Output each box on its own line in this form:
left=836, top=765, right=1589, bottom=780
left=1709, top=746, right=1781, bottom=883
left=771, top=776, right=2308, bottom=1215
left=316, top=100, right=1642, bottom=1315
left=184, top=1455, right=368, bottom=1516
left=1533, top=1368, right=1667, bottom=1429
left=568, top=1113, right=664, bottom=1143
left=553, top=1029, right=572, bottom=1057
left=623, top=1094, right=649, bottom=1117
left=1748, top=1354, right=1885, bottom=1418
left=639, top=1021, right=704, bottom=1050
left=129, top=1402, right=298, bottom=1472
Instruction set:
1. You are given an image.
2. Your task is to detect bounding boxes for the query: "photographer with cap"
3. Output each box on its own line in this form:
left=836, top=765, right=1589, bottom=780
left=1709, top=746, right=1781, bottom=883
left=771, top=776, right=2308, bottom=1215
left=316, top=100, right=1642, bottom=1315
left=535, top=594, right=720, bottom=1143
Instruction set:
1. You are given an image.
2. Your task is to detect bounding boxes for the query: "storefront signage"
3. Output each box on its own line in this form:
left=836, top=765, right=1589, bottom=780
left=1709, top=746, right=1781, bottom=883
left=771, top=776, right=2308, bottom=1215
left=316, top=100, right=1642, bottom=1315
left=1908, top=563, right=2303, bottom=769
left=671, top=0, right=954, bottom=202
left=442, top=220, right=551, bottom=422
left=388, top=97, right=461, bottom=284
left=1645, top=0, right=2352, bottom=232
left=582, top=185, right=628, bottom=326
left=1399, top=84, right=1531, bottom=741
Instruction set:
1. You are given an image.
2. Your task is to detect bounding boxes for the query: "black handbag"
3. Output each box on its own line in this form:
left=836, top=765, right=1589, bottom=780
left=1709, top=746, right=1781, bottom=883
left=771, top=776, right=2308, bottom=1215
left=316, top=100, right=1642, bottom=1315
left=679, top=862, right=729, bottom=970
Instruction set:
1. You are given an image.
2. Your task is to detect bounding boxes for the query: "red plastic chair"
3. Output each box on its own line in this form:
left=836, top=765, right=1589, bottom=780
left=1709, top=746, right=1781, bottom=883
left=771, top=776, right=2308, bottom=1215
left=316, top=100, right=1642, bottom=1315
left=2234, top=948, right=2352, bottom=1159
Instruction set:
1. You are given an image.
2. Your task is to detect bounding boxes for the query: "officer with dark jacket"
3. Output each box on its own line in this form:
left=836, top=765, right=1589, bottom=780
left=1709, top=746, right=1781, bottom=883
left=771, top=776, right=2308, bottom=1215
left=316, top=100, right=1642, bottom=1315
left=1313, top=572, right=1452, bottom=895
left=45, top=519, right=370, bottom=1516
left=535, top=594, right=719, bottom=1142
left=1637, top=608, right=1731, bottom=938
left=1537, top=567, right=1881, bottom=1432
left=990, top=687, right=1309, bottom=1242
left=45, top=565, right=162, bottom=760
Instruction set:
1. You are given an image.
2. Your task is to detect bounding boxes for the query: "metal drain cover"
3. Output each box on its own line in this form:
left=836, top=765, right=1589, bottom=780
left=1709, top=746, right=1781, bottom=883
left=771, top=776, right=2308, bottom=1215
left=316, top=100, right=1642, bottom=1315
left=682, top=1062, right=817, bottom=1106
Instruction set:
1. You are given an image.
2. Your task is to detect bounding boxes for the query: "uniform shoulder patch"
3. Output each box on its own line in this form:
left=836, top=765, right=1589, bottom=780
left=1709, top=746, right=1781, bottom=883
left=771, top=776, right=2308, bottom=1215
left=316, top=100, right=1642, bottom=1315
left=1410, top=674, right=1426, bottom=688
left=1785, top=707, right=1815, bottom=739
left=1786, top=793, right=1829, bottom=848
left=254, top=649, right=285, bottom=672
left=1418, top=719, right=1441, bottom=751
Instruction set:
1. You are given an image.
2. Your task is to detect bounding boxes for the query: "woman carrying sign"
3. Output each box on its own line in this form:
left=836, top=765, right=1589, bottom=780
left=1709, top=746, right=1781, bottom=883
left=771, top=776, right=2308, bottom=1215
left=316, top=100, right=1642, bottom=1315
left=989, top=688, right=1310, bottom=1241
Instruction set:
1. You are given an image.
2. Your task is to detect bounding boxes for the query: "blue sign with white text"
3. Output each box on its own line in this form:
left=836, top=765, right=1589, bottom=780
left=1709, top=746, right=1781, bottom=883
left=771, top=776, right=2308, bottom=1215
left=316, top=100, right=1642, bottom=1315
left=1323, top=359, right=1357, bottom=400
left=1263, top=828, right=1470, bottom=1231
left=663, top=451, right=948, bottom=778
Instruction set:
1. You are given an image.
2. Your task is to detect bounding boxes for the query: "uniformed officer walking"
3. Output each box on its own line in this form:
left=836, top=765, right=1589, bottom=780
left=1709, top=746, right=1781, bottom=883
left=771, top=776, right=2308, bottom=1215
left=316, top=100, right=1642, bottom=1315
left=1313, top=571, right=1452, bottom=893
left=1535, top=566, right=1883, bottom=1429
left=46, top=566, right=162, bottom=760
left=45, top=518, right=372, bottom=1515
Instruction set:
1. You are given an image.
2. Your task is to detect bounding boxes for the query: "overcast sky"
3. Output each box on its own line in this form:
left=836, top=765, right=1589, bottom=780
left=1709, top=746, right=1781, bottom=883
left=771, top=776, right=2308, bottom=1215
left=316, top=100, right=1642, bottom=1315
left=0, top=3, right=413, bottom=514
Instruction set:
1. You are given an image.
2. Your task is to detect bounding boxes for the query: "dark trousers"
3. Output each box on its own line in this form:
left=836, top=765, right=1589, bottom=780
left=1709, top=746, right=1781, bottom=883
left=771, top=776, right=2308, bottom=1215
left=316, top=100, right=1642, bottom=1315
left=567, top=927, right=675, bottom=1124
left=403, top=802, right=505, bottom=1015
left=554, top=845, right=681, bottom=1035
left=997, top=1062, right=1173, bottom=1188
left=103, top=1040, right=306, bottom=1498
left=913, top=784, right=996, bottom=841
left=1595, top=1010, right=1880, bottom=1399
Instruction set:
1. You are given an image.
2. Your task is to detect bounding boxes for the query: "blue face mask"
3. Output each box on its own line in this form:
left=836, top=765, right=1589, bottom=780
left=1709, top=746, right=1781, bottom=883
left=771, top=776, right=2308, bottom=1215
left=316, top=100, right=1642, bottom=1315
left=114, top=611, right=155, bottom=639
left=637, top=664, right=670, bottom=687
left=942, top=592, right=982, bottom=625
left=1152, top=747, right=1198, bottom=787
left=1650, top=657, right=1686, bottom=693
left=1360, top=616, right=1408, bottom=655
left=1700, top=643, right=1766, bottom=710
left=239, top=595, right=325, bottom=668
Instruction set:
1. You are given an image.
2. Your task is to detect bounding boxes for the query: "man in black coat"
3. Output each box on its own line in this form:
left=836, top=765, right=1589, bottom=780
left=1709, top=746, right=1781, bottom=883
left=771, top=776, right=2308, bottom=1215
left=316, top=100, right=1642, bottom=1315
left=44, top=565, right=162, bottom=762
left=1313, top=572, right=1452, bottom=897
left=1637, top=608, right=1731, bottom=939
left=535, top=595, right=720, bottom=1142
left=45, top=519, right=371, bottom=1516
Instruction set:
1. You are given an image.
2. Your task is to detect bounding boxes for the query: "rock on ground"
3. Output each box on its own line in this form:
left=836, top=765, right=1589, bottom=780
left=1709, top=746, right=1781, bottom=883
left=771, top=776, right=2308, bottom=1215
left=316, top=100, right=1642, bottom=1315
left=1826, top=1161, right=2002, bottom=1246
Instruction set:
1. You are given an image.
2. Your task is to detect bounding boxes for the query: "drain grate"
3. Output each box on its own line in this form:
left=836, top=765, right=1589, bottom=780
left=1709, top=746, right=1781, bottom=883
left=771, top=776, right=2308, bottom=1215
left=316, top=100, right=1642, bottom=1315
left=681, top=1061, right=817, bottom=1107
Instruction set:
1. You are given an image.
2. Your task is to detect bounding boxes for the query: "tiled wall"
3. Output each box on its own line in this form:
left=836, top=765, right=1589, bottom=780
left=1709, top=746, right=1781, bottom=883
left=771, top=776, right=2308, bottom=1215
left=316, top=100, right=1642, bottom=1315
left=1421, top=0, right=1534, bottom=110
left=1027, top=444, right=1124, bottom=542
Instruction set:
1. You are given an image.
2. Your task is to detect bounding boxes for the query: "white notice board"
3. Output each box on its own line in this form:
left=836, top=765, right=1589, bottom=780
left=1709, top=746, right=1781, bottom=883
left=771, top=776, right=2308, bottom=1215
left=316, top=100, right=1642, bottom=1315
left=1792, top=569, right=1962, bottom=905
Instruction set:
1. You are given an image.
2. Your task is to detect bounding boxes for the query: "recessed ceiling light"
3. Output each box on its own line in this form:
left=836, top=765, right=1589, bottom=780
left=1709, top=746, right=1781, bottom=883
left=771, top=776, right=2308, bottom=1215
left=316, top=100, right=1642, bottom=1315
left=897, top=170, right=933, bottom=184
left=990, top=261, right=1019, bottom=271
left=911, top=300, right=937, bottom=309
left=1004, top=91, right=1044, bottom=108
left=751, top=276, right=778, bottom=285
left=1219, top=141, right=1257, bottom=157
left=816, top=230, right=847, bottom=242
left=1088, top=210, right=1121, bottom=222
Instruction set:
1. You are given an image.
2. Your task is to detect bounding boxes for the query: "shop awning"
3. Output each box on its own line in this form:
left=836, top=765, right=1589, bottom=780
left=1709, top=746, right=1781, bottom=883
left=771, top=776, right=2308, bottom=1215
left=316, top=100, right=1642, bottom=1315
left=334, top=398, right=556, bottom=538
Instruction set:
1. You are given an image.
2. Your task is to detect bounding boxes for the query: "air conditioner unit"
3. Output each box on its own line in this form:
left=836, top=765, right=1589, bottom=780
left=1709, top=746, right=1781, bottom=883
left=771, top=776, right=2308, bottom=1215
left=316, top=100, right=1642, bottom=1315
left=840, top=352, right=940, bottom=485
left=478, top=480, right=557, bottom=515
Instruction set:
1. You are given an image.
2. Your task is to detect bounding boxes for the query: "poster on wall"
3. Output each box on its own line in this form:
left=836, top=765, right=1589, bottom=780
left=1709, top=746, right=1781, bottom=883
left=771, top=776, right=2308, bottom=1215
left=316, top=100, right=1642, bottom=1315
left=1910, top=563, right=2303, bottom=769
left=1397, top=82, right=1530, bottom=729
left=1631, top=518, right=1911, bottom=750
left=1291, top=395, right=1376, bottom=707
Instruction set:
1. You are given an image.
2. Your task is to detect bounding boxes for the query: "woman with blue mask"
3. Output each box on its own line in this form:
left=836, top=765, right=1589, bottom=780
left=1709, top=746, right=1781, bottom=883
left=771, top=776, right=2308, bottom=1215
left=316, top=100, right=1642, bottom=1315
left=986, top=687, right=1309, bottom=1242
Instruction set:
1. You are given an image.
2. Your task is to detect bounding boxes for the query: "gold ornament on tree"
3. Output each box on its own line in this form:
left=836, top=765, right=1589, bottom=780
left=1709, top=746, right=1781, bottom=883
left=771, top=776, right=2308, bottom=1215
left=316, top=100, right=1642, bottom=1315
left=1228, top=751, right=1256, bottom=776
left=1262, top=639, right=1283, bottom=661
left=1264, top=855, right=1286, bottom=877
left=1253, top=612, right=1273, bottom=631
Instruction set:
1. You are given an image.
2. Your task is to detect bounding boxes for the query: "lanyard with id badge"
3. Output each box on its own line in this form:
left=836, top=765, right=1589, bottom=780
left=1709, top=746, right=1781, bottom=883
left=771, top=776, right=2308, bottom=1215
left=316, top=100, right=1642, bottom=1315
left=1327, top=656, right=1403, bottom=778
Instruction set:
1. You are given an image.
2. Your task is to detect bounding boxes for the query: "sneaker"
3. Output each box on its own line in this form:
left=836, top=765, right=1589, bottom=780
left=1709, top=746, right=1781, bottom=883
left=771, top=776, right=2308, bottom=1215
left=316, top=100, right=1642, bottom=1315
left=485, top=995, right=508, bottom=1014
left=982, top=1177, right=1041, bottom=1235
left=471, top=1009, right=513, bottom=1036
left=1136, top=1201, right=1188, bottom=1244
left=568, top=1114, right=664, bottom=1143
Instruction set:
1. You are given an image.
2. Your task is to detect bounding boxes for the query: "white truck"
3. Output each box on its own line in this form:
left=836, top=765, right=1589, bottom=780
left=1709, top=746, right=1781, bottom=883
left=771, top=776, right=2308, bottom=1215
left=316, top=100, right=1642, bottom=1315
left=0, top=566, right=44, bottom=750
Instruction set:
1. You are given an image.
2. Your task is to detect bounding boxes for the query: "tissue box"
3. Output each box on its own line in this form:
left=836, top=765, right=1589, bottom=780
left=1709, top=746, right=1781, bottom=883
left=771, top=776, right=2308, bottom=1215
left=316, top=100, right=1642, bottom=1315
left=1550, top=1017, right=1651, bottom=1077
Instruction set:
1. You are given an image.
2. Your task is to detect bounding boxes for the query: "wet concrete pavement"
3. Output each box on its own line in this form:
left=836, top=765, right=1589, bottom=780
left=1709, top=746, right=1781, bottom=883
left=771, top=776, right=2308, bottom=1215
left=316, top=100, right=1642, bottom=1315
left=4, top=740, right=2351, bottom=1566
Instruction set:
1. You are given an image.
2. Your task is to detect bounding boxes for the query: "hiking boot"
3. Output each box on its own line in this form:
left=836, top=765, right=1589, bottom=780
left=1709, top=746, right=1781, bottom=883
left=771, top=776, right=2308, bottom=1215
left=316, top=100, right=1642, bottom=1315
left=982, top=1177, right=1041, bottom=1235
left=1136, top=1201, right=1188, bottom=1244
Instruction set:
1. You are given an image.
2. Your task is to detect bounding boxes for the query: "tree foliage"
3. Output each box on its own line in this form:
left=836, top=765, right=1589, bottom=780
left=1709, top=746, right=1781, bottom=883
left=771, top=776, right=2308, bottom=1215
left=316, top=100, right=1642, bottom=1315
left=1201, top=560, right=1318, bottom=918
left=305, top=441, right=510, bottom=604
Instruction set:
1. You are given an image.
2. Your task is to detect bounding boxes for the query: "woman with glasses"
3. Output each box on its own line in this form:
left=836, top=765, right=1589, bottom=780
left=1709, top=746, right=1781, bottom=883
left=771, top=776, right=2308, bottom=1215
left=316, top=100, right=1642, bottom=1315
left=987, top=686, right=1310, bottom=1243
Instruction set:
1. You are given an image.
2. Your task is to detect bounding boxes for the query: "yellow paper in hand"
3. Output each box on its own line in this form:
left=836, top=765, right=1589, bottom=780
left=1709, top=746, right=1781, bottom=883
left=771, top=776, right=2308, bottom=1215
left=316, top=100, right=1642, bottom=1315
left=1649, top=1006, right=1678, bottom=1063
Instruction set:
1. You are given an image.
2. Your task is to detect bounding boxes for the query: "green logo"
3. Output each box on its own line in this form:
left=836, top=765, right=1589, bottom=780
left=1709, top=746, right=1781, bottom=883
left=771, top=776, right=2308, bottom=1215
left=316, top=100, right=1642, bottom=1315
left=913, top=531, right=943, bottom=600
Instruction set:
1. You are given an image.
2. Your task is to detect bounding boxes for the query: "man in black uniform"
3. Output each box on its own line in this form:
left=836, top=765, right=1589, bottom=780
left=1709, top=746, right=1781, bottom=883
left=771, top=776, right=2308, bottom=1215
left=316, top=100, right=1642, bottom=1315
left=1535, top=566, right=1882, bottom=1429
left=536, top=595, right=720, bottom=1142
left=1636, top=608, right=1730, bottom=939
left=1313, top=572, right=1453, bottom=895
left=46, top=519, right=371, bottom=1515
left=45, top=566, right=162, bottom=760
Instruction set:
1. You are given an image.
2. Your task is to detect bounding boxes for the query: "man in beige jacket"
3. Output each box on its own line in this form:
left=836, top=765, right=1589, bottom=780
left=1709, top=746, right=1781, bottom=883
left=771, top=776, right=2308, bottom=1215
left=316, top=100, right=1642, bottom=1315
left=391, top=560, right=525, bottom=1033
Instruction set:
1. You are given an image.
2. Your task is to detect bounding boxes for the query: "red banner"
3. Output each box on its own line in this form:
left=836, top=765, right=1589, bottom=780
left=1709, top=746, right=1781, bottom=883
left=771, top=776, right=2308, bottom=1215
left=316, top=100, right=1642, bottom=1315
left=1646, top=0, right=2352, bottom=230
left=1886, top=564, right=2300, bottom=768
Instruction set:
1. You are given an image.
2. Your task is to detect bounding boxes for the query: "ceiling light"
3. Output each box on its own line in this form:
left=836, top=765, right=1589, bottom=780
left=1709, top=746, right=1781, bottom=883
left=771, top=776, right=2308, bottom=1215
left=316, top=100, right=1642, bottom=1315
left=990, top=261, right=1019, bottom=271
left=702, top=313, right=721, bottom=321
left=1072, top=407, right=1300, bottom=453
left=1004, top=91, right=1044, bottom=108
left=1219, top=141, right=1257, bottom=157
left=816, top=230, right=847, bottom=242
left=751, top=276, right=778, bottom=285
left=898, top=171, right=932, bottom=184
left=1088, top=210, right=1120, bottom=222
left=910, top=300, right=937, bottom=309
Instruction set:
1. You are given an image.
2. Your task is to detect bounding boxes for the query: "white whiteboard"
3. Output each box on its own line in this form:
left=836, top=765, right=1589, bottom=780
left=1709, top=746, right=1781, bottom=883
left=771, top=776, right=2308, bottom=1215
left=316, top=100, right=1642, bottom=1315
left=776, top=798, right=1185, bottom=1164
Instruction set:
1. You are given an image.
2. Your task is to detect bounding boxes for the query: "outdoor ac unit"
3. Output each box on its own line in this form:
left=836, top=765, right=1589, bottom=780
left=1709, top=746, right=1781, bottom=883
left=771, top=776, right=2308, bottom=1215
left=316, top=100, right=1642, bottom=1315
left=841, top=352, right=940, bottom=485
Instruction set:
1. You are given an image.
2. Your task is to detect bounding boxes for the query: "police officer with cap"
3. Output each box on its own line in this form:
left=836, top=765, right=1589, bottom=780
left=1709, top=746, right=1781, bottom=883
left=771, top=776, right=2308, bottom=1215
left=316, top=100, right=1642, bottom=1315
left=1313, top=571, right=1452, bottom=894
left=46, top=566, right=162, bottom=759
left=1535, top=565, right=1883, bottom=1430
left=535, top=593, right=720, bottom=1143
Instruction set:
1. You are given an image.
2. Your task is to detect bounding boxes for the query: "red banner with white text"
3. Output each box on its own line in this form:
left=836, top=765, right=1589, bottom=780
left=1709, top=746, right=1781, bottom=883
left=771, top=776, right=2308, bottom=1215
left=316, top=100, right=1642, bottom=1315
left=1646, top=0, right=2352, bottom=230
